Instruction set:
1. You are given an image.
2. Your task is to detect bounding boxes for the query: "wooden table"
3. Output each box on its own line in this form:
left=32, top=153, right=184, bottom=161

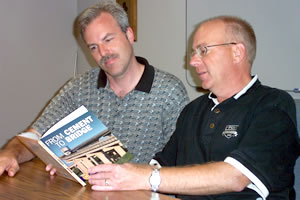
left=0, top=158, right=178, bottom=200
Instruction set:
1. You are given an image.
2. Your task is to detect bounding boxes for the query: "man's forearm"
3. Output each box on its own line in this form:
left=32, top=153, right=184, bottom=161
left=158, top=162, right=250, bottom=195
left=2, top=137, right=35, bottom=164
left=1, top=127, right=40, bottom=164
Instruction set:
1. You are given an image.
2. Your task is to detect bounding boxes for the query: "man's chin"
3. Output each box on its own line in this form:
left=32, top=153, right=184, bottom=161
left=200, top=82, right=210, bottom=90
left=105, top=71, right=124, bottom=79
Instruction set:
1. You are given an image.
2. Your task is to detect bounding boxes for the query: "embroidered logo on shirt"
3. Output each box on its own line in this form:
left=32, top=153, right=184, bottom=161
left=222, top=125, right=239, bottom=139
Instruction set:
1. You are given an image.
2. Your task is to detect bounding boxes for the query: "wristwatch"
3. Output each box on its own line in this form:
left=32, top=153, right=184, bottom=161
left=149, top=163, right=161, bottom=192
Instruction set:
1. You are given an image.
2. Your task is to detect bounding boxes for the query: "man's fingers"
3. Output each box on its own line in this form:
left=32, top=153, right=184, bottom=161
left=45, top=164, right=56, bottom=175
left=45, top=164, right=53, bottom=171
left=88, top=163, right=115, bottom=174
left=91, top=185, right=113, bottom=191
left=7, top=163, right=20, bottom=177
left=7, top=167, right=17, bottom=177
left=50, top=168, right=56, bottom=176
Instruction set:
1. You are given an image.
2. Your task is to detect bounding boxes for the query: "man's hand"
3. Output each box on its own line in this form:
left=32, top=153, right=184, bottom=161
left=0, top=135, right=36, bottom=177
left=88, top=163, right=151, bottom=191
left=0, top=150, right=20, bottom=177
left=45, top=164, right=57, bottom=176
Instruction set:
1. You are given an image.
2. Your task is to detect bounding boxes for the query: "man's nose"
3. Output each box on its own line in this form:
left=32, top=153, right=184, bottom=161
left=189, top=54, right=204, bottom=68
left=98, top=44, right=109, bottom=57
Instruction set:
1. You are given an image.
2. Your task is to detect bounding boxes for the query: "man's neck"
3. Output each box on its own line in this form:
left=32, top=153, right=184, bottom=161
left=107, top=59, right=145, bottom=98
left=216, top=74, right=252, bottom=103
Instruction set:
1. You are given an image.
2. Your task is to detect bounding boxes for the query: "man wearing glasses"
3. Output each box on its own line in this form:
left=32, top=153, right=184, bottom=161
left=87, top=16, right=300, bottom=199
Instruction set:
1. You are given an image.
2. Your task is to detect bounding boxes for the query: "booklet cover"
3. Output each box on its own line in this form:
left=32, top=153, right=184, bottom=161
left=17, top=105, right=133, bottom=186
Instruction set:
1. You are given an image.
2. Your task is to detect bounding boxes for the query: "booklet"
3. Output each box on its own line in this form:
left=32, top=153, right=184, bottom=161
left=17, top=105, right=133, bottom=186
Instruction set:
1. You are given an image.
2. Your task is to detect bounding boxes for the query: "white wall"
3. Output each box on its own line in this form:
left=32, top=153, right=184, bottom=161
left=134, top=0, right=300, bottom=99
left=186, top=0, right=300, bottom=99
left=0, top=0, right=77, bottom=147
left=133, top=0, right=201, bottom=100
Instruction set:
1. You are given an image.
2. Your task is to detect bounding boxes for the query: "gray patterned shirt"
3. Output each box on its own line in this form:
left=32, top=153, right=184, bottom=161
left=32, top=57, right=189, bottom=163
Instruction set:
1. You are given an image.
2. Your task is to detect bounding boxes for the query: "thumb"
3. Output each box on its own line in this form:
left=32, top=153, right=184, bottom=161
left=7, top=163, right=20, bottom=177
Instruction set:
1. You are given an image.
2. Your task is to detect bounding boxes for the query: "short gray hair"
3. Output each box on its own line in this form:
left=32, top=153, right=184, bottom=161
left=77, top=0, right=129, bottom=41
left=199, top=16, right=256, bottom=66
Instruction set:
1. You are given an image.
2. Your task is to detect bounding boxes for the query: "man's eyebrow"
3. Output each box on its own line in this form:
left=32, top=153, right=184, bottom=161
left=196, top=43, right=206, bottom=48
left=87, top=43, right=97, bottom=48
left=86, top=33, right=116, bottom=47
left=192, top=44, right=204, bottom=50
left=102, top=33, right=115, bottom=41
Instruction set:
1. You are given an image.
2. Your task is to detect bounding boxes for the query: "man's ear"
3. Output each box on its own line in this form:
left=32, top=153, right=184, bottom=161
left=125, top=27, right=135, bottom=44
left=232, top=43, right=246, bottom=64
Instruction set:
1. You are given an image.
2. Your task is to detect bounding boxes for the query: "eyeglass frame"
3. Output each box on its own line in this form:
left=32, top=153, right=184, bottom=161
left=190, top=42, right=237, bottom=59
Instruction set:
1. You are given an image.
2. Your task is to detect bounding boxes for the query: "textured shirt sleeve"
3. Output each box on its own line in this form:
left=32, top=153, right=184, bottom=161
left=31, top=76, right=83, bottom=135
left=160, top=73, right=190, bottom=146
left=153, top=103, right=190, bottom=166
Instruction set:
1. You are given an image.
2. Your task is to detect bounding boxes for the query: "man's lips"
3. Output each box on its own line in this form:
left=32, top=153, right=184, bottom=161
left=198, top=71, right=207, bottom=76
left=104, top=57, right=115, bottom=66
left=197, top=71, right=208, bottom=81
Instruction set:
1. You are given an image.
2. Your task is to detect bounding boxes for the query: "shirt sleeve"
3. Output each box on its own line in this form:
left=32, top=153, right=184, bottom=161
left=225, top=157, right=268, bottom=199
left=159, top=76, right=189, bottom=151
left=153, top=104, right=190, bottom=166
left=31, top=77, right=81, bottom=135
left=228, top=95, right=299, bottom=195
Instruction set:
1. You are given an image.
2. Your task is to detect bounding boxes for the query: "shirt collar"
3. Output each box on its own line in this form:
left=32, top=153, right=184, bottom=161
left=233, top=75, right=258, bottom=99
left=97, top=56, right=154, bottom=93
left=209, top=75, right=258, bottom=108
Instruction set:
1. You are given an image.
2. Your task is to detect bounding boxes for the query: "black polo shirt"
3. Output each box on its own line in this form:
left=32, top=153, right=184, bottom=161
left=154, top=79, right=300, bottom=199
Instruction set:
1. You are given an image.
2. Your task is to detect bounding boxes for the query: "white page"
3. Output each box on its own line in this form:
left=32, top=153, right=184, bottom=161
left=18, top=132, right=40, bottom=140
left=42, top=105, right=88, bottom=137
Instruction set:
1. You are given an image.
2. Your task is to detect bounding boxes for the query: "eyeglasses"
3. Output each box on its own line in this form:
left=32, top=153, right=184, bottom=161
left=190, top=42, right=237, bottom=59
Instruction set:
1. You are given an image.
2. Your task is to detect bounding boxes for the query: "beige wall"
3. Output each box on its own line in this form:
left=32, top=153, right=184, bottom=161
left=132, top=0, right=202, bottom=100
left=0, top=0, right=77, bottom=147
